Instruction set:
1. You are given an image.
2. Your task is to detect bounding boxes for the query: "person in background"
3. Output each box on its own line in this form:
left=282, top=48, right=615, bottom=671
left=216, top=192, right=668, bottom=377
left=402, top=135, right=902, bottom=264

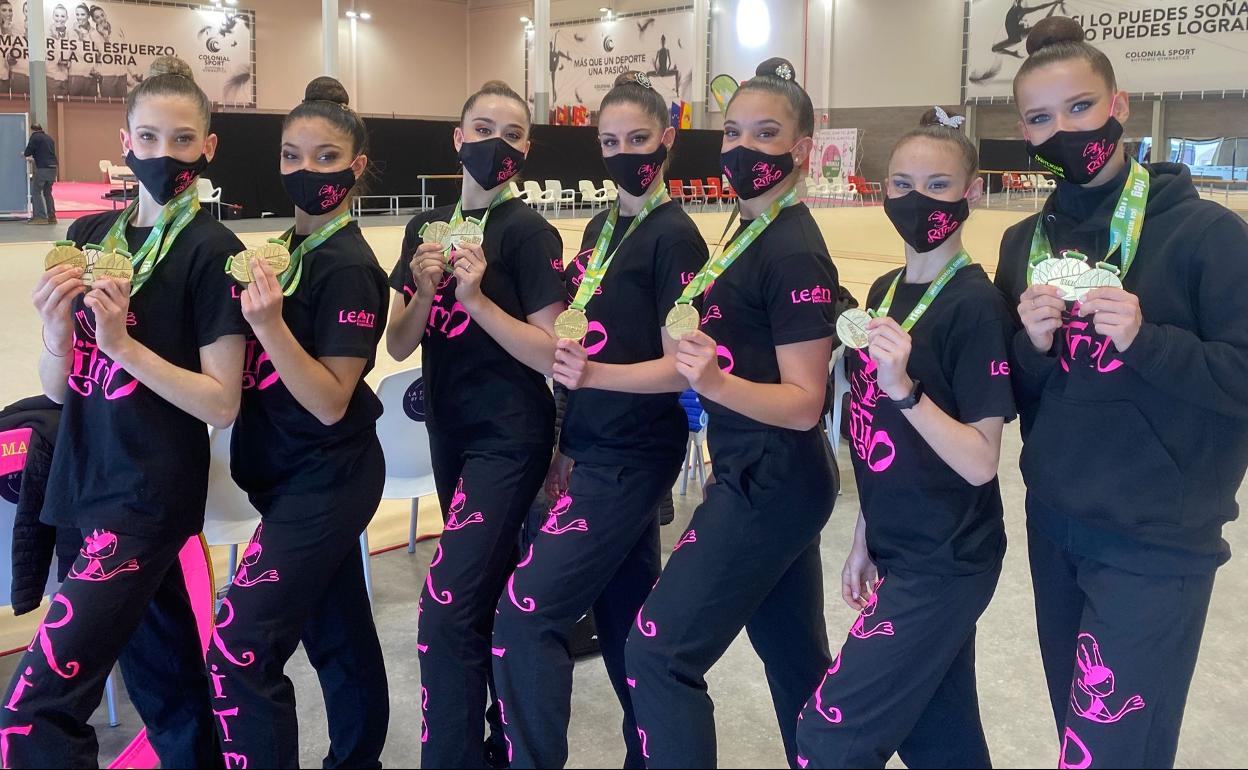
left=24, top=122, right=57, bottom=225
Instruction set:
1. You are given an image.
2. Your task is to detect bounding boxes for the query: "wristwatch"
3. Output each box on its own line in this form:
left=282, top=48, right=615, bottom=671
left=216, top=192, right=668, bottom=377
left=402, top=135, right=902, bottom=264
left=891, top=379, right=923, bottom=410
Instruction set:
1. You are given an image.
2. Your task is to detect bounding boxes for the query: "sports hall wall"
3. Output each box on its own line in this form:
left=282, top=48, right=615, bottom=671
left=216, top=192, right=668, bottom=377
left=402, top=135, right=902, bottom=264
left=3, top=0, right=1244, bottom=187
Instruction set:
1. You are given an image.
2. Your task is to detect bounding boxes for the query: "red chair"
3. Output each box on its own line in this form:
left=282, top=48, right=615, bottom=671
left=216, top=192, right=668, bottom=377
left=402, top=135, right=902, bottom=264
left=687, top=179, right=707, bottom=207
left=669, top=179, right=687, bottom=205
left=703, top=177, right=723, bottom=208
left=718, top=177, right=738, bottom=206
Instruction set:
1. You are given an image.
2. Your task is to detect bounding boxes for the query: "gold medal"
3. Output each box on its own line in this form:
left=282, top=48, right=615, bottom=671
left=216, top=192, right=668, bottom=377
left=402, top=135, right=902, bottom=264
left=421, top=221, right=452, bottom=245
left=45, top=241, right=86, bottom=271
left=554, top=308, right=590, bottom=341
left=91, top=250, right=135, bottom=283
left=664, top=304, right=701, bottom=339
left=835, top=308, right=872, bottom=350
left=228, top=241, right=292, bottom=285
left=443, top=221, right=484, bottom=252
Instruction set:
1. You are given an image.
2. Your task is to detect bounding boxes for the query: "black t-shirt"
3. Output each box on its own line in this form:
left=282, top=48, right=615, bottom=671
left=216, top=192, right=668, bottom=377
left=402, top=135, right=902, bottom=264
left=43, top=211, right=247, bottom=538
left=699, top=204, right=838, bottom=429
left=231, top=222, right=389, bottom=498
left=848, top=264, right=1016, bottom=575
left=389, top=198, right=565, bottom=449
left=559, top=201, right=708, bottom=468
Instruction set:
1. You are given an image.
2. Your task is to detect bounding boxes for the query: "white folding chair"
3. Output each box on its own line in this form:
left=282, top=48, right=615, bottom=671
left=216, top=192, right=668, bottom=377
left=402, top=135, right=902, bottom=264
left=509, top=180, right=527, bottom=203
left=374, top=367, right=438, bottom=555
left=824, top=345, right=849, bottom=466
left=196, top=177, right=223, bottom=219
left=602, top=179, right=619, bottom=202
left=524, top=180, right=549, bottom=213
left=545, top=180, right=576, bottom=217
left=579, top=179, right=608, bottom=210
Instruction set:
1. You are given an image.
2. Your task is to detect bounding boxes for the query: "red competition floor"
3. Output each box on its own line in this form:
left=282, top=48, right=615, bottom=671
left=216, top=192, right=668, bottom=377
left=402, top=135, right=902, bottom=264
left=47, top=181, right=123, bottom=219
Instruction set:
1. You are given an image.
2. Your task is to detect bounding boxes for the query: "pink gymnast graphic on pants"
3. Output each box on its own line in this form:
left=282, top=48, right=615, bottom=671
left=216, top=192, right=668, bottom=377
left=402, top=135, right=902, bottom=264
left=0, top=725, right=32, bottom=769
left=211, top=598, right=257, bottom=667
left=672, top=530, right=696, bottom=552
left=29, top=594, right=80, bottom=679
left=68, top=309, right=138, bottom=400
left=68, top=530, right=139, bottom=582
left=848, top=349, right=897, bottom=472
left=637, top=727, right=650, bottom=759
left=811, top=654, right=844, bottom=724
left=1071, top=632, right=1145, bottom=724
left=849, top=580, right=894, bottom=639
left=541, top=493, right=588, bottom=535
left=1059, top=726, right=1093, bottom=769
left=232, top=525, right=280, bottom=588
left=444, top=479, right=485, bottom=531
left=506, top=544, right=537, bottom=612
left=425, top=544, right=454, bottom=605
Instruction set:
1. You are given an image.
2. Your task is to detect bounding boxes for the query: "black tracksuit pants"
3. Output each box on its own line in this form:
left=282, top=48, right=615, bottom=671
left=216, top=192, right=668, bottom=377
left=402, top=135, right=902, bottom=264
left=418, top=432, right=551, bottom=768
left=1027, top=522, right=1216, bottom=769
left=492, top=460, right=679, bottom=768
left=794, top=564, right=1001, bottom=768
left=0, top=528, right=219, bottom=768
left=206, top=442, right=389, bottom=769
left=625, top=425, right=837, bottom=769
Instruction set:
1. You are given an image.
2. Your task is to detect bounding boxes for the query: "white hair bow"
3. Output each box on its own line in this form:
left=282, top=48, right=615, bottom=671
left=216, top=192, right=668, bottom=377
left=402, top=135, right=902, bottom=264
left=934, top=106, right=966, bottom=129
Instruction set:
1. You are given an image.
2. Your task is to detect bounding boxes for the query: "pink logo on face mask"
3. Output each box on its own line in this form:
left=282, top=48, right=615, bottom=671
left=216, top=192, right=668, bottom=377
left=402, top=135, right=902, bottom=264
left=497, top=157, right=518, bottom=183
left=173, top=170, right=195, bottom=194
left=926, top=210, right=960, bottom=244
left=1083, top=140, right=1115, bottom=176
left=67, top=309, right=139, bottom=401
left=750, top=161, right=784, bottom=191
left=318, top=184, right=349, bottom=210
left=637, top=163, right=659, bottom=188
left=848, top=349, right=897, bottom=472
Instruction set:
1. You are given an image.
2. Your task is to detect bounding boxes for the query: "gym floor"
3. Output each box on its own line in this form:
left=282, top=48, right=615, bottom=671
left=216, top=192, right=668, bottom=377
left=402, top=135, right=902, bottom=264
left=0, top=202, right=1243, bottom=767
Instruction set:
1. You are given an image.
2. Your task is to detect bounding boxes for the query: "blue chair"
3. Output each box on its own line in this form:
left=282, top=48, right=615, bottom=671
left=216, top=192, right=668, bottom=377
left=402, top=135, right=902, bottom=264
left=678, top=390, right=709, bottom=495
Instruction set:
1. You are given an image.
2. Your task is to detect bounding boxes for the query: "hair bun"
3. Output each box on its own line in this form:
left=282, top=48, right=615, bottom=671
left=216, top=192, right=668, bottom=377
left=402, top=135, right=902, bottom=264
left=304, top=76, right=350, bottom=107
left=1026, top=16, right=1086, bottom=55
left=755, top=57, right=796, bottom=83
left=147, top=56, right=194, bottom=82
left=614, top=71, right=654, bottom=90
left=480, top=80, right=514, bottom=92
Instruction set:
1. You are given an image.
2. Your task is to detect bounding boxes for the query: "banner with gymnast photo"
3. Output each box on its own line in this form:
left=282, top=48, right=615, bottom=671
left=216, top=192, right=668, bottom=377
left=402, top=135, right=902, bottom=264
left=966, top=0, right=1248, bottom=98
left=0, top=0, right=255, bottom=105
left=527, top=10, right=695, bottom=112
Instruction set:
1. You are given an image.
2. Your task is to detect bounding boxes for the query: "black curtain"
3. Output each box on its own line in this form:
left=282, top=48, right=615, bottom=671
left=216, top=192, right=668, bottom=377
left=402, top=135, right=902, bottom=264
left=978, top=138, right=1041, bottom=192
left=207, top=112, right=723, bottom=219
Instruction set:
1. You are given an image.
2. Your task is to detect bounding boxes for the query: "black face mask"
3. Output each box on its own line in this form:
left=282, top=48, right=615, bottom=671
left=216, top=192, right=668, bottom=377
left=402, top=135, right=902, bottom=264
left=603, top=144, right=668, bottom=197
left=720, top=145, right=794, bottom=200
left=125, top=151, right=208, bottom=205
left=884, top=190, right=970, bottom=253
left=458, top=137, right=525, bottom=189
left=1026, top=116, right=1124, bottom=186
left=281, top=167, right=356, bottom=215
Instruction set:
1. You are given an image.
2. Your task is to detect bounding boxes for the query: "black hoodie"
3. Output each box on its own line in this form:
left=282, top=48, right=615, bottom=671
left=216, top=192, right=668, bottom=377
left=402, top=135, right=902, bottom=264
left=995, top=162, right=1248, bottom=571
